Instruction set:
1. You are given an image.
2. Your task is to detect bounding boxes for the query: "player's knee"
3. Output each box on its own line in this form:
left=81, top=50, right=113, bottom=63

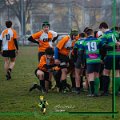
left=61, top=68, right=67, bottom=73
left=103, top=69, right=110, bottom=76
left=34, top=68, right=39, bottom=77
left=37, top=70, right=44, bottom=78
left=10, top=58, right=16, bottom=62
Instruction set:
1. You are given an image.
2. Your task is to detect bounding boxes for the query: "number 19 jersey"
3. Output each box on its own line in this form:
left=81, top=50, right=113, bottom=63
left=0, top=28, right=18, bottom=51
left=81, top=36, right=104, bottom=64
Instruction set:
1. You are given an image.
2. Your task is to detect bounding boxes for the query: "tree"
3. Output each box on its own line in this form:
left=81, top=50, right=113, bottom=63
left=4, top=0, right=32, bottom=35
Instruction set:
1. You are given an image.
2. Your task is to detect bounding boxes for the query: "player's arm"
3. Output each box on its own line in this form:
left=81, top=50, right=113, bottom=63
left=44, top=64, right=56, bottom=69
left=52, top=35, right=59, bottom=42
left=28, top=36, right=39, bottom=44
left=0, top=40, right=2, bottom=51
left=79, top=42, right=85, bottom=67
left=28, top=31, right=42, bottom=44
left=73, top=42, right=79, bottom=56
left=13, top=30, right=19, bottom=54
left=14, top=39, right=19, bottom=50
left=73, top=48, right=78, bottom=62
left=54, top=47, right=60, bottom=64
left=49, top=30, right=58, bottom=42
left=0, top=34, right=2, bottom=53
left=46, top=101, right=48, bottom=105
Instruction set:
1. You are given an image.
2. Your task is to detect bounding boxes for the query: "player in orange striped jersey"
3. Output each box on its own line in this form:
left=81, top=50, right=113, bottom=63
left=29, top=47, right=55, bottom=93
left=54, top=30, right=78, bottom=93
left=0, top=21, right=18, bottom=80
left=28, top=21, right=58, bottom=61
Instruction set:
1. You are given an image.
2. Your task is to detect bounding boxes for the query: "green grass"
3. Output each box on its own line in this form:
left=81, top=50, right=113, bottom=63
left=0, top=46, right=120, bottom=120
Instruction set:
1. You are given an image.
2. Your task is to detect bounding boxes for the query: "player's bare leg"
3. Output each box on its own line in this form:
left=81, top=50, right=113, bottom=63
left=4, top=58, right=9, bottom=72
left=37, top=70, right=46, bottom=93
left=4, top=58, right=11, bottom=80
left=60, top=68, right=68, bottom=92
left=75, top=68, right=81, bottom=94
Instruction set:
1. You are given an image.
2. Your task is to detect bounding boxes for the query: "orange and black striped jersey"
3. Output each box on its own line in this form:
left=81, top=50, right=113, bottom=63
left=38, top=55, right=54, bottom=72
left=32, top=30, right=57, bottom=52
left=56, top=35, right=73, bottom=56
left=0, top=28, right=18, bottom=51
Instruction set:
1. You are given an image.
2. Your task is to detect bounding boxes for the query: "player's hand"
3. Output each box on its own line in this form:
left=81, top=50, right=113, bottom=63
left=55, top=59, right=60, bottom=65
left=116, top=42, right=120, bottom=46
left=16, top=50, right=19, bottom=55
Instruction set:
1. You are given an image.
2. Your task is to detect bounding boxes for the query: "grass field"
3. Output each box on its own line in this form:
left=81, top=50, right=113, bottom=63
left=0, top=46, right=120, bottom=120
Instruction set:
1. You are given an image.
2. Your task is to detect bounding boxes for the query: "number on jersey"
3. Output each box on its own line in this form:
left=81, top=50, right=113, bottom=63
left=6, top=34, right=10, bottom=41
left=87, top=42, right=97, bottom=52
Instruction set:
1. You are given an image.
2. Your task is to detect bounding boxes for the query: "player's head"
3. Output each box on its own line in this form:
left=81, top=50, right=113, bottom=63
left=79, top=32, right=86, bottom=38
left=99, top=22, right=108, bottom=32
left=5, top=21, right=12, bottom=28
left=83, top=27, right=89, bottom=37
left=83, top=27, right=89, bottom=33
left=70, top=29, right=78, bottom=40
left=42, top=21, right=50, bottom=32
left=40, top=96, right=44, bottom=100
left=45, top=47, right=54, bottom=59
left=86, top=28, right=94, bottom=37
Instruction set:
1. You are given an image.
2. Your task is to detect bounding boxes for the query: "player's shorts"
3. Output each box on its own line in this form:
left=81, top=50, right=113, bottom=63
left=87, top=63, right=101, bottom=74
left=2, top=50, right=16, bottom=58
left=38, top=52, right=45, bottom=61
left=35, top=68, right=49, bottom=81
left=104, top=56, right=120, bottom=70
left=43, top=71, right=49, bottom=81
left=58, top=53, right=69, bottom=69
left=69, top=53, right=79, bottom=68
left=75, top=55, right=81, bottom=69
left=99, top=63, right=104, bottom=74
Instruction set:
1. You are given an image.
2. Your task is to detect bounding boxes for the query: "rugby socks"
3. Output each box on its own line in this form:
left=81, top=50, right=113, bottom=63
left=70, top=74, right=76, bottom=88
left=80, top=76, right=83, bottom=89
left=6, top=68, right=12, bottom=80
left=8, top=68, right=12, bottom=72
left=40, top=80, right=46, bottom=92
left=94, top=78, right=100, bottom=95
left=61, top=79, right=67, bottom=90
left=99, top=75, right=104, bottom=91
left=103, top=75, right=110, bottom=94
left=53, top=70, right=61, bottom=88
left=89, top=81, right=94, bottom=95
left=76, top=87, right=80, bottom=94
left=115, top=77, right=120, bottom=95
left=29, top=84, right=41, bottom=91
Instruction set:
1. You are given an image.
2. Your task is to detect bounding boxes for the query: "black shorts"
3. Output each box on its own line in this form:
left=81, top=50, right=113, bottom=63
left=75, top=55, right=81, bottom=69
left=69, top=59, right=75, bottom=69
left=35, top=69, right=50, bottom=81
left=58, top=53, right=69, bottom=68
left=2, top=50, right=16, bottom=58
left=99, top=63, right=104, bottom=74
left=87, top=63, right=101, bottom=74
left=38, top=52, right=45, bottom=61
left=104, top=56, right=120, bottom=70
left=44, top=71, right=49, bottom=81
